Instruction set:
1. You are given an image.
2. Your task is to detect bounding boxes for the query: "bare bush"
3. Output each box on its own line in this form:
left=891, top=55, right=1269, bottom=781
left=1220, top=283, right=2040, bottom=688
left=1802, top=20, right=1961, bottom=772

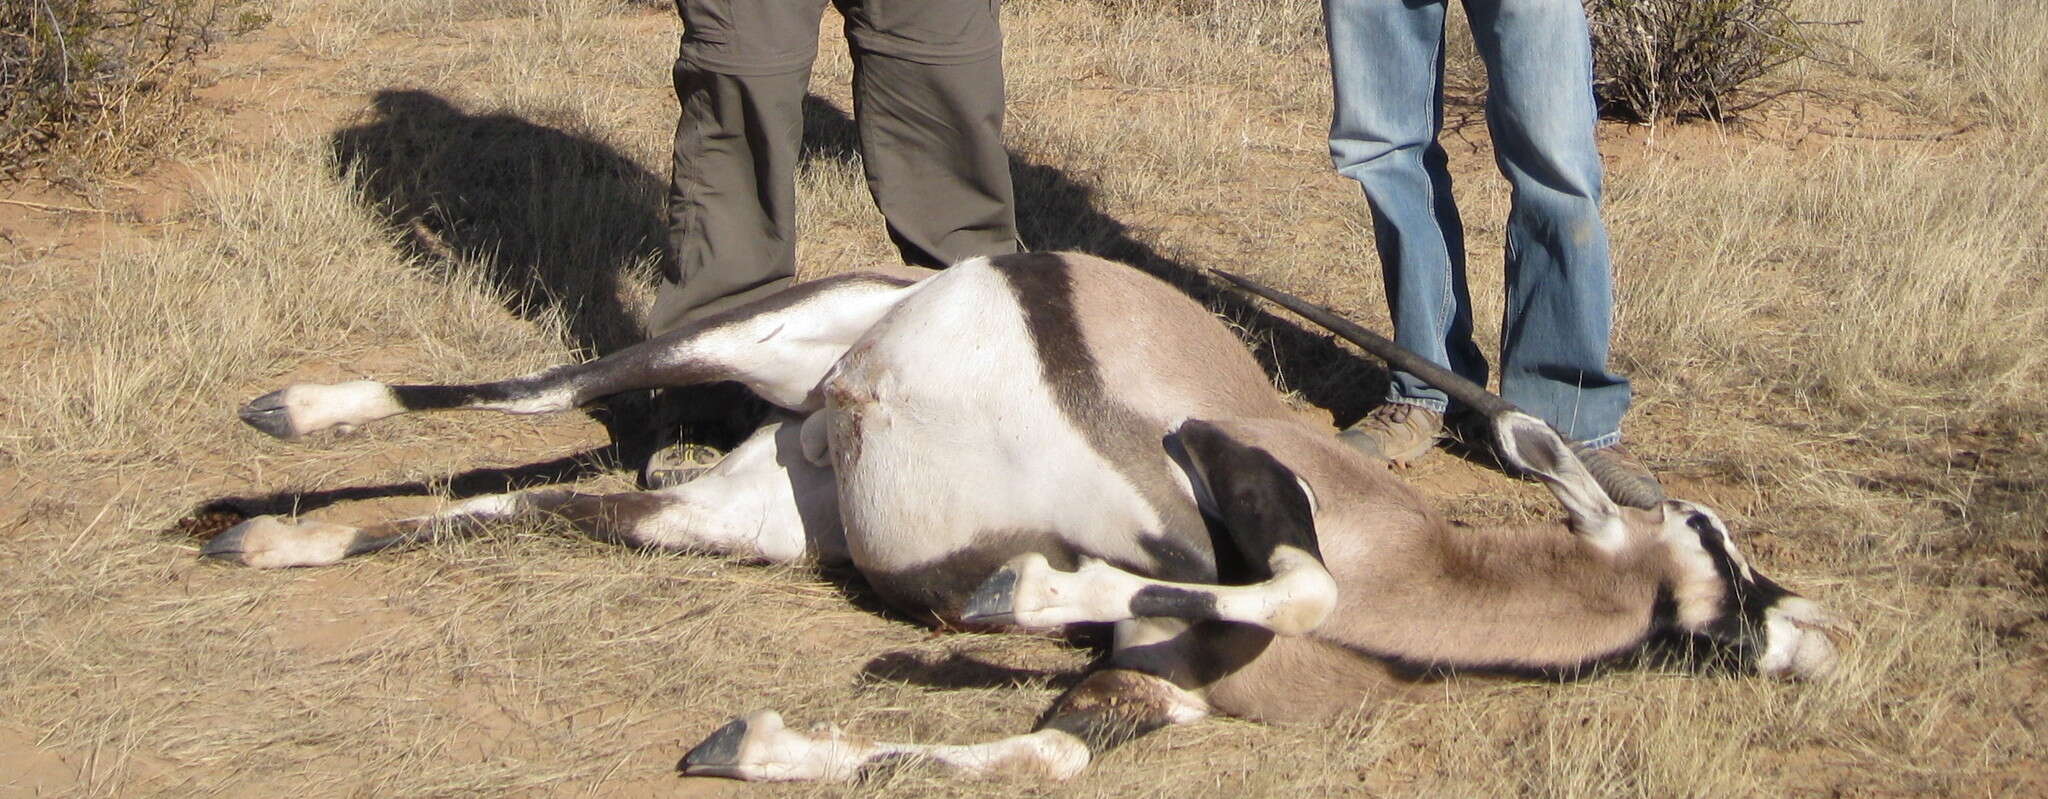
left=0, top=0, right=265, bottom=179
left=1585, top=0, right=1810, bottom=121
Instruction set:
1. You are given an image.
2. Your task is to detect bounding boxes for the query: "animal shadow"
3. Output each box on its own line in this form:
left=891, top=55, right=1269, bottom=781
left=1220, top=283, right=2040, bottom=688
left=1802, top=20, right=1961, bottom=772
left=331, top=89, right=666, bottom=360
left=166, top=449, right=617, bottom=542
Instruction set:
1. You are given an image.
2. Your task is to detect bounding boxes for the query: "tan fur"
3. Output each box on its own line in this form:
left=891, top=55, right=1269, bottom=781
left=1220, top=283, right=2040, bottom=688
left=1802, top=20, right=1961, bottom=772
left=1069, top=260, right=1289, bottom=423
left=1161, top=400, right=1711, bottom=718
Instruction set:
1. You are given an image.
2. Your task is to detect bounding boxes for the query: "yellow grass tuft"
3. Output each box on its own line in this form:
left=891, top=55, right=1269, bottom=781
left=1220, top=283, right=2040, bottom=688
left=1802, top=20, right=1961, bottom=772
left=0, top=1, right=2041, bottom=796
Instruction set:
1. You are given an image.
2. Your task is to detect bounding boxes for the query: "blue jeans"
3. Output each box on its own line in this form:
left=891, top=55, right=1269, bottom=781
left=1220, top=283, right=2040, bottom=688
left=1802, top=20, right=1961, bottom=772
left=1323, top=0, right=1629, bottom=448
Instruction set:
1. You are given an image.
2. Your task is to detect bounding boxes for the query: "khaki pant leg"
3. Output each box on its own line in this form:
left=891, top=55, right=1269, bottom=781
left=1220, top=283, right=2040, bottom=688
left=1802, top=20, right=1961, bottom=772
left=653, top=0, right=828, bottom=335
left=841, top=0, right=1020, bottom=267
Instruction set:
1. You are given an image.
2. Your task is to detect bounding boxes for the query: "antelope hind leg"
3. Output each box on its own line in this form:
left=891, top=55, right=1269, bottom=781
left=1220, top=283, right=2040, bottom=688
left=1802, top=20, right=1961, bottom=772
left=237, top=272, right=921, bottom=440
left=679, top=669, right=1205, bottom=782
left=205, top=418, right=840, bottom=567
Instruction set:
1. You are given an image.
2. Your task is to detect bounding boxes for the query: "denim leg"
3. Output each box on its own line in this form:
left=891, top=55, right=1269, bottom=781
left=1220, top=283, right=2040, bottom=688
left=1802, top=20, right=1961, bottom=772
left=1324, top=0, right=1488, bottom=414
left=1466, top=0, right=1630, bottom=446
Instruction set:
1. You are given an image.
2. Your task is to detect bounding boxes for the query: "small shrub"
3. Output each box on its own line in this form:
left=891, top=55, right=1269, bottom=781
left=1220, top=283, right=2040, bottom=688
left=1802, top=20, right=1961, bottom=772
left=0, top=0, right=265, bottom=180
left=1584, top=0, right=1810, bottom=121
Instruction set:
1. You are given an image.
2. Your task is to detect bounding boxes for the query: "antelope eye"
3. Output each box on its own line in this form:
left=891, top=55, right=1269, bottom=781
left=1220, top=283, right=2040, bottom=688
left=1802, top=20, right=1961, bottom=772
left=1685, top=512, right=1718, bottom=536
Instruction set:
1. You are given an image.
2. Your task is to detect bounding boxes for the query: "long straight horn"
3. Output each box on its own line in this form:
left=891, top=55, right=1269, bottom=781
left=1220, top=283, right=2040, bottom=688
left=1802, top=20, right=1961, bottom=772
left=1211, top=269, right=1664, bottom=508
left=1212, top=269, right=1510, bottom=416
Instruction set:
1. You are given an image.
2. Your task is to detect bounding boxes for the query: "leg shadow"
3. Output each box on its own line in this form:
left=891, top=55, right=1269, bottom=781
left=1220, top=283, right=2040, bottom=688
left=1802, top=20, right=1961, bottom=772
left=331, top=89, right=667, bottom=360
left=858, top=650, right=1088, bottom=693
left=165, top=448, right=616, bottom=541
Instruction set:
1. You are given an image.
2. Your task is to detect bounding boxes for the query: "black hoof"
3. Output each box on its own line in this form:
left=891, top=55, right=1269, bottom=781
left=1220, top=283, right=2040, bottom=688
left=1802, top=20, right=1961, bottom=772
left=959, top=566, right=1018, bottom=625
left=200, top=520, right=252, bottom=561
left=678, top=716, right=751, bottom=775
left=238, top=390, right=299, bottom=439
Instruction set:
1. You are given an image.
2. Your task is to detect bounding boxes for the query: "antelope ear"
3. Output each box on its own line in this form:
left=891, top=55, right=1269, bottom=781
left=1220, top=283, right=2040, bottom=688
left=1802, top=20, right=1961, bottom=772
left=1491, top=412, right=1626, bottom=552
left=1174, top=420, right=1322, bottom=564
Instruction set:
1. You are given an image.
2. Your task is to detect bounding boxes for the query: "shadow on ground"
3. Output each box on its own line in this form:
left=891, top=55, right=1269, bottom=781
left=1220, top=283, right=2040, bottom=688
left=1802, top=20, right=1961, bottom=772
left=858, top=650, right=1089, bottom=693
left=331, top=89, right=665, bottom=360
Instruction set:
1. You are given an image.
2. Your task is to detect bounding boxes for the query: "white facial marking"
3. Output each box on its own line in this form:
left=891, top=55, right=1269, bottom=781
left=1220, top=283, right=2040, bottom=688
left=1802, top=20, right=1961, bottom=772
left=1672, top=501, right=1754, bottom=582
left=1659, top=520, right=1726, bottom=631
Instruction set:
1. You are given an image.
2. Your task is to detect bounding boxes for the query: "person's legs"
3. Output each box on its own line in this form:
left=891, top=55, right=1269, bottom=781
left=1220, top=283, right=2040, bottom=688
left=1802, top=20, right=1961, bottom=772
left=840, top=0, right=1020, bottom=267
left=1464, top=0, right=1630, bottom=447
left=641, top=0, right=832, bottom=483
left=1324, top=0, right=1487, bottom=417
left=650, top=0, right=832, bottom=336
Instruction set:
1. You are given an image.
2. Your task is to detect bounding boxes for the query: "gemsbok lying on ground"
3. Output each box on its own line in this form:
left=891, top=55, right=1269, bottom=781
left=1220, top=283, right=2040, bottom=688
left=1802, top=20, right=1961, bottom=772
left=204, top=252, right=1845, bottom=781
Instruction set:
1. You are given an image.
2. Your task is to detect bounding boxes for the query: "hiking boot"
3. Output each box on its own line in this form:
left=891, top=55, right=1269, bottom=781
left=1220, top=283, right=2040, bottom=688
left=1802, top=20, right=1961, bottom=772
left=628, top=382, right=766, bottom=490
left=1337, top=403, right=1445, bottom=465
left=642, top=439, right=728, bottom=489
left=1572, top=442, right=1665, bottom=509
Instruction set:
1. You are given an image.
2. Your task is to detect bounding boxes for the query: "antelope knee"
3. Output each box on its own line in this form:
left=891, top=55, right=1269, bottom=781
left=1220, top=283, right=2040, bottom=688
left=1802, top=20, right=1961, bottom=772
left=1257, top=547, right=1338, bottom=635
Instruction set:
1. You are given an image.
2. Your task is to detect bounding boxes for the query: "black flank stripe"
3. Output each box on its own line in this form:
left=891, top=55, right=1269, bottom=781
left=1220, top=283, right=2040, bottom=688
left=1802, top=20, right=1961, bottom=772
left=989, top=254, right=1213, bottom=582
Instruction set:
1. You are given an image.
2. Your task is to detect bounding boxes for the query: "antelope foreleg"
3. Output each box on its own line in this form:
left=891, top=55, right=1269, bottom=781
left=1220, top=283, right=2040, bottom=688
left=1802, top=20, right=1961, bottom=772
left=962, top=548, right=1337, bottom=635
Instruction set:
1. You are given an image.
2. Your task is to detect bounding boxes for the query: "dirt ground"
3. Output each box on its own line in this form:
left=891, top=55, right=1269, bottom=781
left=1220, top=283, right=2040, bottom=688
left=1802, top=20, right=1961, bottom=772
left=2, top=1, right=2042, bottom=797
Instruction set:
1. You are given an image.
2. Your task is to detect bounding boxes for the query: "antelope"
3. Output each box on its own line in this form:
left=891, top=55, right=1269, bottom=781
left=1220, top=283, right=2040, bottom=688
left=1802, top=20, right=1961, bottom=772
left=202, top=252, right=1844, bottom=782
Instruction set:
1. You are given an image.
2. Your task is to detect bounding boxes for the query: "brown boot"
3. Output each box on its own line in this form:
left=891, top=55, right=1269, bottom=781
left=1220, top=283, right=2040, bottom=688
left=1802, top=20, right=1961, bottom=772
left=1336, top=403, right=1445, bottom=465
left=632, top=382, right=768, bottom=490
left=642, top=440, right=729, bottom=489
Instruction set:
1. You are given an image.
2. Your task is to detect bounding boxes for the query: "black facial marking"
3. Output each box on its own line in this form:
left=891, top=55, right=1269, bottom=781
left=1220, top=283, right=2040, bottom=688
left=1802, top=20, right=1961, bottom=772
left=1694, top=527, right=1791, bottom=647
left=990, top=253, right=1214, bottom=582
left=1638, top=524, right=1793, bottom=674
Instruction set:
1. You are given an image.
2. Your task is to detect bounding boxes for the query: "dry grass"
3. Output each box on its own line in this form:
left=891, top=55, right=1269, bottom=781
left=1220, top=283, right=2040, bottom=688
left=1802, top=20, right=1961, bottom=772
left=0, top=0, right=2041, bottom=796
